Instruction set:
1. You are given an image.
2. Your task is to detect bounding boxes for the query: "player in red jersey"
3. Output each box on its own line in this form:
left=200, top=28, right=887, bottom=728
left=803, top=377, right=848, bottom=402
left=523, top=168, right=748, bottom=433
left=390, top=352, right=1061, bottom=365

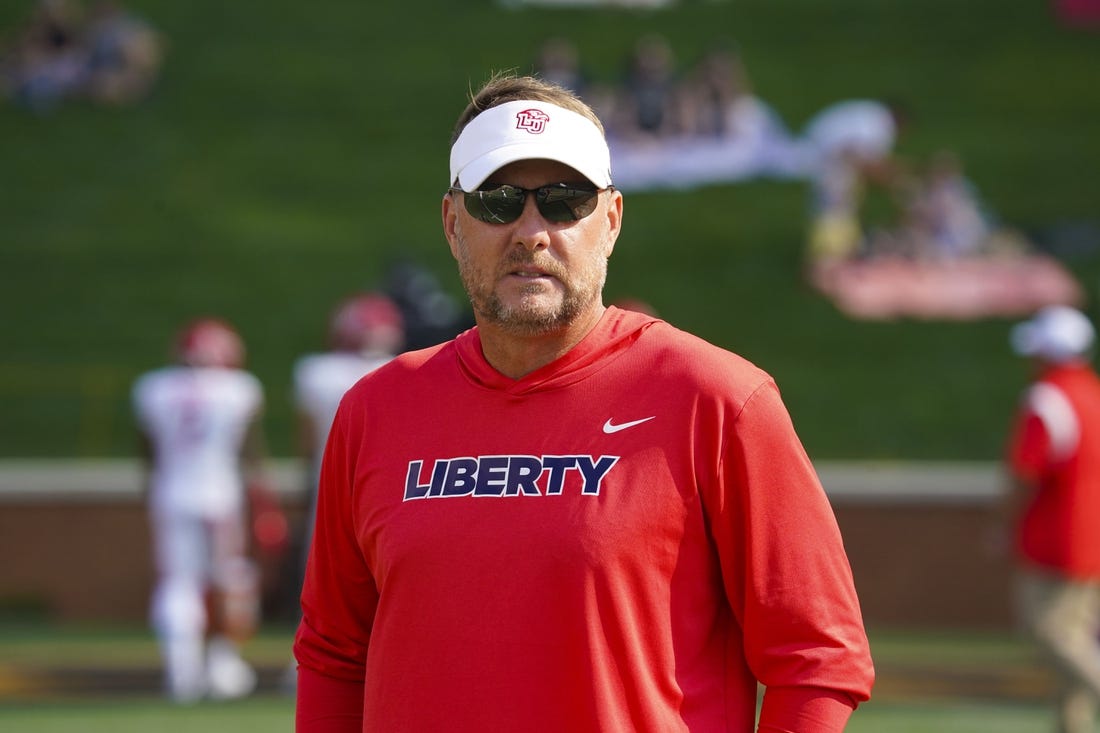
left=294, top=73, right=873, bottom=732
left=1006, top=306, right=1100, bottom=733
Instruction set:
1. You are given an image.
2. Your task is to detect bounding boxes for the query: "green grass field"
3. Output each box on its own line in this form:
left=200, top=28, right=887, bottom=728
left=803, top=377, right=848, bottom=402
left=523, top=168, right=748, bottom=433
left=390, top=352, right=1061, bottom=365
left=1, top=0, right=1099, bottom=461
left=0, top=698, right=296, bottom=733
left=0, top=622, right=1061, bottom=731
left=0, top=697, right=1054, bottom=733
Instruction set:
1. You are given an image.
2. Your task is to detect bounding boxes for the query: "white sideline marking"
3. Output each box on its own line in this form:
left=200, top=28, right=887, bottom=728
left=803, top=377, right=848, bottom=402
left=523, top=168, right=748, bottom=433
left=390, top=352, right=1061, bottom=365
left=0, top=459, right=307, bottom=502
left=0, top=459, right=1006, bottom=504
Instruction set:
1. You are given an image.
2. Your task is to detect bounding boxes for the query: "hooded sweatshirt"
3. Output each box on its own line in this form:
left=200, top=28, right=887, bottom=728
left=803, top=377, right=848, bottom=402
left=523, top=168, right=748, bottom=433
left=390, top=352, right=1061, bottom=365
left=295, top=306, right=874, bottom=732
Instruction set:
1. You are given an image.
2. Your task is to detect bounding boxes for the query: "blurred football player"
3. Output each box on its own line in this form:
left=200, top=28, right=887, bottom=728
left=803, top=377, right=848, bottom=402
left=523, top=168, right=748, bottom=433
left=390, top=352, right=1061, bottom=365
left=283, top=294, right=404, bottom=691
left=133, top=318, right=282, bottom=703
left=292, top=293, right=405, bottom=542
left=1006, top=306, right=1100, bottom=733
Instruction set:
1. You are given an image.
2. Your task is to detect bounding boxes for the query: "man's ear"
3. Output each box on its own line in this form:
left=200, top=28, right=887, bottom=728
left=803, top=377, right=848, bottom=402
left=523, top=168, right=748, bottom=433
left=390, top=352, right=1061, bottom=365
left=603, top=188, right=624, bottom=258
left=442, top=192, right=461, bottom=260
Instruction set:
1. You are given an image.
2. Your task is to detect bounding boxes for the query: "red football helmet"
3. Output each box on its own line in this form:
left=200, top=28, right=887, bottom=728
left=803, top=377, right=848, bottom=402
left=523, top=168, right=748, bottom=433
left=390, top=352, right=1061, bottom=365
left=329, top=293, right=405, bottom=354
left=175, top=318, right=245, bottom=368
left=613, top=298, right=658, bottom=317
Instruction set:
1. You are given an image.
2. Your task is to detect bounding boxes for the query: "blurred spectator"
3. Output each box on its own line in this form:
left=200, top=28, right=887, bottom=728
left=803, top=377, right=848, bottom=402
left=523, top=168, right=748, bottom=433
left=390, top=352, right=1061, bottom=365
left=801, top=99, right=907, bottom=178
left=0, top=0, right=87, bottom=111
left=864, top=150, right=993, bottom=261
left=1004, top=306, right=1100, bottom=733
left=805, top=149, right=1084, bottom=323
left=533, top=36, right=587, bottom=95
left=608, top=33, right=687, bottom=140
left=562, top=36, right=801, bottom=191
left=909, top=150, right=992, bottom=258
left=0, top=0, right=162, bottom=112
left=383, top=258, right=473, bottom=350
left=801, top=98, right=909, bottom=265
left=677, top=44, right=751, bottom=139
left=80, top=0, right=163, bottom=105
left=132, top=318, right=283, bottom=703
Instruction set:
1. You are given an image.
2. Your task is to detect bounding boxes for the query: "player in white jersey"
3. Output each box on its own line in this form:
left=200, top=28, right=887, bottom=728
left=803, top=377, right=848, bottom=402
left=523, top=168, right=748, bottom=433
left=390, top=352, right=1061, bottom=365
left=283, top=294, right=404, bottom=691
left=292, top=293, right=405, bottom=528
left=133, top=318, right=275, bottom=703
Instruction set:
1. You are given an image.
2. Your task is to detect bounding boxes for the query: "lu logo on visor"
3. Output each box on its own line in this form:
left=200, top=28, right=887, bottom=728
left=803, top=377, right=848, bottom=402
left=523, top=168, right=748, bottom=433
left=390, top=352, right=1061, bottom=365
left=515, top=109, right=549, bottom=134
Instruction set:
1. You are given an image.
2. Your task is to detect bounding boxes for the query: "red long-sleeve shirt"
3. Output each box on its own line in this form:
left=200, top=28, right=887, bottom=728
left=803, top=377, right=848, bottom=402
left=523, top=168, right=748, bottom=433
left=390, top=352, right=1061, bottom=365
left=295, top=307, right=873, bottom=732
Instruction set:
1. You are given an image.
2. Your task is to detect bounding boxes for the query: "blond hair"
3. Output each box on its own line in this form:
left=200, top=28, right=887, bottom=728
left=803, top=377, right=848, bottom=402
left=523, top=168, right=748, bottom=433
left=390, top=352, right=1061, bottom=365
left=450, top=72, right=604, bottom=145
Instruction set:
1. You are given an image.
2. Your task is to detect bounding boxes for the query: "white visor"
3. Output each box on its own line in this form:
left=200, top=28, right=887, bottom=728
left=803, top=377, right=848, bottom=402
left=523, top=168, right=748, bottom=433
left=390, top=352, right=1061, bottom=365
left=449, top=100, right=612, bottom=191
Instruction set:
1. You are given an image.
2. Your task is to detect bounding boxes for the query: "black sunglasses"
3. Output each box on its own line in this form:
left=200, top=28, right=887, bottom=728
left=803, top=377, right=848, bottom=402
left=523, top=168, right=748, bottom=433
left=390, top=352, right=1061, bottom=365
left=450, top=182, right=606, bottom=224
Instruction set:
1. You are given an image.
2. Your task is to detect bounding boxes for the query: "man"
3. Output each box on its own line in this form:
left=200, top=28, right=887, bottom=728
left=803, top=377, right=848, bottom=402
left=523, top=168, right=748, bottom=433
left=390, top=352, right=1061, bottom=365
left=134, top=318, right=280, bottom=703
left=1006, top=305, right=1100, bottom=733
left=294, top=73, right=874, bottom=732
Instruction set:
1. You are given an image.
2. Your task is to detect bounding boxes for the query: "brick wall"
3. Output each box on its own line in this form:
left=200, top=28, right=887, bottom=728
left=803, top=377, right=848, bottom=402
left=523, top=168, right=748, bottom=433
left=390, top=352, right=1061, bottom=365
left=0, top=460, right=1014, bottom=628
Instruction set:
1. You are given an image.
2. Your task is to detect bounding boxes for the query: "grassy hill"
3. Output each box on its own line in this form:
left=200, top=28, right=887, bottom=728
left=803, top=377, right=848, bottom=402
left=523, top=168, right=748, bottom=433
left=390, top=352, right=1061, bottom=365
left=1, top=0, right=1098, bottom=459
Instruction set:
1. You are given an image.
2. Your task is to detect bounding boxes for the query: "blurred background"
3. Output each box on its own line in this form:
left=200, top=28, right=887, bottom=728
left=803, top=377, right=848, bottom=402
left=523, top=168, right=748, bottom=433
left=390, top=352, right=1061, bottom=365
left=1, top=0, right=1097, bottom=461
left=1, top=0, right=1099, bottom=726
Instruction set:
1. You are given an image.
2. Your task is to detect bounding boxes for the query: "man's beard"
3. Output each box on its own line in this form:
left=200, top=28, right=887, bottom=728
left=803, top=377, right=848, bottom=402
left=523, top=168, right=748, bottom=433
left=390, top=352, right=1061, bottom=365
left=455, top=239, right=607, bottom=337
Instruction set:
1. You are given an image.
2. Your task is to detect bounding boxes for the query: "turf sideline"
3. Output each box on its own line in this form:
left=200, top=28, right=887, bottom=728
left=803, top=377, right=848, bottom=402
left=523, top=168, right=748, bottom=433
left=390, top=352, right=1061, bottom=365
left=0, top=458, right=1005, bottom=503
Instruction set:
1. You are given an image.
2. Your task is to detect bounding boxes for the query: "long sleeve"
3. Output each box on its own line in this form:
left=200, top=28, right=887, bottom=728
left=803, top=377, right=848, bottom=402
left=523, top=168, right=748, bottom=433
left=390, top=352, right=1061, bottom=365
left=291, top=317, right=875, bottom=731
left=704, top=380, right=874, bottom=727
left=294, top=399, right=377, bottom=730
left=757, top=686, right=858, bottom=732
left=296, top=667, right=364, bottom=733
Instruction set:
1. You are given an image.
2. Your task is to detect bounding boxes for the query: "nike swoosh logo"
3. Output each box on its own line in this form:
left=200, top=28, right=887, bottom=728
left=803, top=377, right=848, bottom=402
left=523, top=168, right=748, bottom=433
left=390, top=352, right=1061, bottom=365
left=603, top=416, right=656, bottom=434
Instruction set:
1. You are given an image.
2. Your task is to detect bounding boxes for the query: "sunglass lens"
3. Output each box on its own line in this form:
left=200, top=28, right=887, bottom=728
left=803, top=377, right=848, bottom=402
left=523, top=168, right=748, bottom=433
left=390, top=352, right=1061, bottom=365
left=465, top=187, right=525, bottom=224
left=536, top=186, right=599, bottom=222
